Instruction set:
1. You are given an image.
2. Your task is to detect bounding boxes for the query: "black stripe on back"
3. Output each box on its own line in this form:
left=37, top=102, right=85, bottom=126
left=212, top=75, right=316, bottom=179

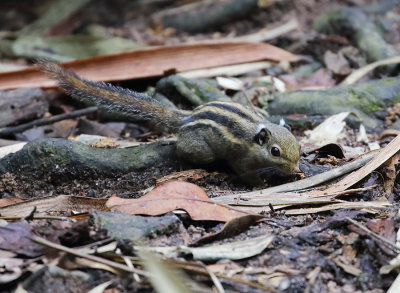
left=182, top=111, right=245, bottom=137
left=181, top=121, right=225, bottom=141
left=205, top=103, right=255, bottom=122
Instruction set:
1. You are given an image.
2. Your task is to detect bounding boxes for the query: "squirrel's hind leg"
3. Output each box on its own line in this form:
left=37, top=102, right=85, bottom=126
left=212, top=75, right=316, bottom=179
left=176, top=129, right=217, bottom=165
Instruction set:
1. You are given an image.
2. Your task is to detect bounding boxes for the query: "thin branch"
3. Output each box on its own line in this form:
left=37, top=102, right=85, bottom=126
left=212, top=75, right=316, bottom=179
left=170, top=260, right=278, bottom=293
left=205, top=267, right=225, bottom=293
left=0, top=215, right=69, bottom=221
left=0, top=106, right=98, bottom=136
left=346, top=217, right=400, bottom=253
left=31, top=235, right=149, bottom=276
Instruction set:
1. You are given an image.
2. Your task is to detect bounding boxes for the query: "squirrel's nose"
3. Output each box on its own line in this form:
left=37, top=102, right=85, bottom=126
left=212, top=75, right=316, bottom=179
left=293, top=165, right=301, bottom=173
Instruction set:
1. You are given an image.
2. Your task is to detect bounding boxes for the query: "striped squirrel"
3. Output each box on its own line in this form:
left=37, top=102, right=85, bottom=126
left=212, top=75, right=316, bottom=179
left=39, top=63, right=301, bottom=182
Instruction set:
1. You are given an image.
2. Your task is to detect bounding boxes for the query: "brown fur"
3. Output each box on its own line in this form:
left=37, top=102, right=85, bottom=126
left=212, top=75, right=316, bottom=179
left=38, top=61, right=189, bottom=131
left=40, top=62, right=300, bottom=184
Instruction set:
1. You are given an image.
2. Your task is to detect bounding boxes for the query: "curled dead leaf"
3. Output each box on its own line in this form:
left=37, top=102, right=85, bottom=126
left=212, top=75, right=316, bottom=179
left=106, top=181, right=252, bottom=222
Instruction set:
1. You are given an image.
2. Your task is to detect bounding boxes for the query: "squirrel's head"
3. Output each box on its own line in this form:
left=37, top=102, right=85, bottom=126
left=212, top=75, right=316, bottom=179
left=253, top=123, right=301, bottom=175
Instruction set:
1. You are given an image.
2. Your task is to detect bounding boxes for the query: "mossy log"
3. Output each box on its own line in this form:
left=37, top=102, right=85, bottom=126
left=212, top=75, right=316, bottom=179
left=156, top=0, right=259, bottom=33
left=155, top=75, right=230, bottom=106
left=314, top=7, right=398, bottom=73
left=0, top=138, right=178, bottom=179
left=267, top=77, right=400, bottom=129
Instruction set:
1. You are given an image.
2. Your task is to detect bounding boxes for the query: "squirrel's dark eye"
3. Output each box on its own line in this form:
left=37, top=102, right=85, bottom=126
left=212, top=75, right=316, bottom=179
left=271, top=147, right=280, bottom=157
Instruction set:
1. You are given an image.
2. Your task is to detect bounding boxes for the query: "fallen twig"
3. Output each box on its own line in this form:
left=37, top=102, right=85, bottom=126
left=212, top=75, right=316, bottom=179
left=223, top=18, right=299, bottom=43
left=179, top=62, right=272, bottom=79
left=188, top=18, right=299, bottom=44
left=169, top=260, right=277, bottom=293
left=341, top=55, right=400, bottom=85
left=0, top=215, right=70, bottom=221
left=31, top=235, right=149, bottom=276
left=0, top=106, right=98, bottom=136
left=346, top=217, right=400, bottom=253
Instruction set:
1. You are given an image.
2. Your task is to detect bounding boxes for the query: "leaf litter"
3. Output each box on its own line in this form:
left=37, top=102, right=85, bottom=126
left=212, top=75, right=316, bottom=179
left=106, top=181, right=253, bottom=222
left=1, top=0, right=400, bottom=292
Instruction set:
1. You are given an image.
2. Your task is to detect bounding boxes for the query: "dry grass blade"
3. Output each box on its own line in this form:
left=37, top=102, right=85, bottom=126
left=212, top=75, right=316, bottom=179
left=205, top=268, right=225, bottom=293
left=197, top=18, right=299, bottom=43
left=285, top=200, right=391, bottom=215
left=215, top=186, right=377, bottom=211
left=214, top=151, right=376, bottom=203
left=387, top=274, right=400, bottom=293
left=325, top=134, right=400, bottom=193
left=87, top=281, right=112, bottom=293
left=179, top=61, right=272, bottom=79
left=341, top=55, right=400, bottom=85
left=213, top=191, right=335, bottom=206
left=139, top=249, right=194, bottom=293
left=231, top=19, right=299, bottom=42
left=0, top=42, right=299, bottom=90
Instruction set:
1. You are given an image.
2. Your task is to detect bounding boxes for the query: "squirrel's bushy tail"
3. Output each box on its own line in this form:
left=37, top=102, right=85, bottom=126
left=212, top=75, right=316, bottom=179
left=38, top=62, right=188, bottom=132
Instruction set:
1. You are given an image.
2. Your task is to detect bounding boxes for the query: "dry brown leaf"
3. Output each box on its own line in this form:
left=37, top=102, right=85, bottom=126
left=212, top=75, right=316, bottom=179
left=304, top=143, right=345, bottom=159
left=382, top=152, right=400, bottom=194
left=280, top=68, right=336, bottom=90
left=365, top=219, right=396, bottom=243
left=194, top=214, right=264, bottom=245
left=106, top=181, right=251, bottom=222
left=155, top=169, right=216, bottom=186
left=0, top=198, right=24, bottom=208
left=0, top=194, right=107, bottom=217
left=323, top=50, right=351, bottom=75
left=0, top=222, right=44, bottom=257
left=0, top=42, right=299, bottom=90
left=380, top=129, right=400, bottom=139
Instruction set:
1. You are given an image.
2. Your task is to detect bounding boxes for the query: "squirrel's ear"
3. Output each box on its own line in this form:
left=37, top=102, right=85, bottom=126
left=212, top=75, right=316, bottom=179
left=283, top=123, right=291, bottom=131
left=279, top=118, right=291, bottom=131
left=254, top=128, right=271, bottom=146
